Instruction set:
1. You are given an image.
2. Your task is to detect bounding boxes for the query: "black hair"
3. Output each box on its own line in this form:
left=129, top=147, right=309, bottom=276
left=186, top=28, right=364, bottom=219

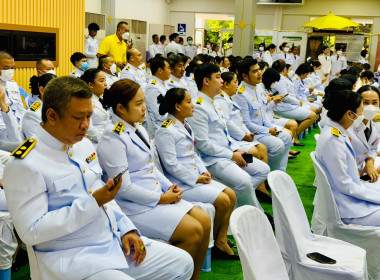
left=237, top=58, right=258, bottom=79
left=187, top=36, right=193, bottom=41
left=185, top=61, right=198, bottom=77
left=347, top=66, right=362, bottom=78
left=311, top=60, right=321, bottom=68
left=324, top=78, right=354, bottom=100
left=363, top=63, right=371, bottom=71
left=81, top=68, right=102, bottom=85
left=272, top=59, right=286, bottom=73
left=227, top=37, right=233, bottom=43
left=179, top=37, right=184, bottom=43
left=98, top=55, right=110, bottom=70
left=360, top=49, right=368, bottom=58
left=336, top=45, right=344, bottom=51
left=221, top=71, right=236, bottom=84
left=360, top=71, right=374, bottom=80
left=70, top=52, right=86, bottom=66
left=181, top=55, right=190, bottom=64
left=340, top=69, right=348, bottom=75
left=258, top=61, right=269, bottom=70
left=322, top=46, right=329, bottom=51
left=160, top=35, right=166, bottom=41
left=117, top=21, right=128, bottom=30
left=152, top=34, right=158, bottom=40
left=169, top=33, right=179, bottom=41
left=214, top=56, right=222, bottom=64
left=168, top=54, right=183, bottom=68
left=285, top=63, right=291, bottom=70
left=279, top=42, right=288, bottom=51
left=157, top=88, right=187, bottom=115
left=102, top=79, right=140, bottom=112
left=88, top=22, right=100, bottom=31
left=324, top=89, right=362, bottom=122
left=267, top=44, right=276, bottom=50
left=340, top=74, right=358, bottom=87
left=150, top=57, right=168, bottom=76
left=356, top=85, right=380, bottom=100
left=295, top=63, right=311, bottom=76
left=29, top=73, right=57, bottom=98
left=262, top=68, right=280, bottom=91
left=194, top=63, right=221, bottom=90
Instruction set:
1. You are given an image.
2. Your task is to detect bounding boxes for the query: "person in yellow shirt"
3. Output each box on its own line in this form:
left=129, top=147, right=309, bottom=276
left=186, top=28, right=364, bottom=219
left=97, top=21, right=130, bottom=72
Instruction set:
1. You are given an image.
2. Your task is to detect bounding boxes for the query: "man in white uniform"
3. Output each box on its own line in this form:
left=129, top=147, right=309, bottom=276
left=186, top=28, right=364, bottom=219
left=184, top=36, right=198, bottom=59
left=3, top=76, right=193, bottom=280
left=120, top=48, right=148, bottom=91
left=85, top=23, right=100, bottom=69
left=330, top=46, right=347, bottom=81
left=165, top=33, right=183, bottom=55
left=318, top=46, right=332, bottom=87
left=149, top=34, right=162, bottom=59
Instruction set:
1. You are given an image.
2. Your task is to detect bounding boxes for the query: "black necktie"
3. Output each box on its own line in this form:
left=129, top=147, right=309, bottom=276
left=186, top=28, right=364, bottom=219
left=337, top=56, right=339, bottom=61
left=285, top=53, right=287, bottom=59
left=184, top=122, right=192, bottom=136
left=365, top=125, right=372, bottom=141
left=325, top=56, right=327, bottom=61
left=135, top=128, right=150, bottom=149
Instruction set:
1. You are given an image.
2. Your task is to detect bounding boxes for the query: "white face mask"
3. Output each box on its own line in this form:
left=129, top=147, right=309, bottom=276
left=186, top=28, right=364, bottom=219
left=363, top=105, right=379, bottom=121
left=259, top=46, right=264, bottom=52
left=121, top=32, right=130, bottom=40
left=109, top=63, right=117, bottom=74
left=228, top=43, right=233, bottom=47
left=337, top=50, right=343, bottom=56
left=350, top=112, right=365, bottom=128
left=284, top=47, right=290, bottom=53
left=46, top=69, right=56, bottom=75
left=287, top=70, right=295, bottom=79
left=0, top=69, right=14, bottom=82
left=206, top=44, right=211, bottom=49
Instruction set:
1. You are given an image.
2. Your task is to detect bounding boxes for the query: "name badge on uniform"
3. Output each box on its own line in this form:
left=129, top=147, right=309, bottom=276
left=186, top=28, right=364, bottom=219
left=86, top=152, right=97, bottom=163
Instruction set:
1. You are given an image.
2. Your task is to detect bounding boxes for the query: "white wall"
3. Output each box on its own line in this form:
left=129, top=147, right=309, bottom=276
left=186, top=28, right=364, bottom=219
left=169, top=12, right=195, bottom=39
left=85, top=0, right=102, bottom=13
left=115, top=0, right=169, bottom=24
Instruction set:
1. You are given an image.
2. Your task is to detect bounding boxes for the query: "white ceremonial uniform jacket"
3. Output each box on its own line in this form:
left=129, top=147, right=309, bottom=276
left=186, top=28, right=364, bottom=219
left=187, top=92, right=240, bottom=167
left=84, top=36, right=99, bottom=68
left=69, top=67, right=84, bottom=78
left=166, top=41, right=183, bottom=55
left=105, top=72, right=119, bottom=89
left=358, top=57, right=369, bottom=64
left=233, top=81, right=272, bottom=135
left=184, top=74, right=198, bottom=101
left=86, top=94, right=110, bottom=144
left=21, top=98, right=42, bottom=139
left=155, top=114, right=208, bottom=190
left=3, top=125, right=140, bottom=280
left=184, top=45, right=198, bottom=59
left=348, top=120, right=380, bottom=172
left=98, top=115, right=172, bottom=216
left=318, top=54, right=332, bottom=78
left=291, top=54, right=301, bottom=71
left=263, top=51, right=275, bottom=67
left=273, top=76, right=300, bottom=112
left=145, top=77, right=169, bottom=134
left=330, top=54, right=347, bottom=78
left=252, top=51, right=265, bottom=62
left=316, top=119, right=380, bottom=219
left=166, top=74, right=189, bottom=91
left=0, top=80, right=27, bottom=126
left=275, top=52, right=295, bottom=66
left=120, top=63, right=148, bottom=91
left=292, top=74, right=309, bottom=102
left=149, top=43, right=161, bottom=59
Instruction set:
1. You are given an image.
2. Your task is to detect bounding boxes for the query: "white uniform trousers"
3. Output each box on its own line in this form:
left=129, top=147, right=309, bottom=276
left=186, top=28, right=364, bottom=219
left=0, top=213, right=17, bottom=270
left=86, top=239, right=193, bottom=280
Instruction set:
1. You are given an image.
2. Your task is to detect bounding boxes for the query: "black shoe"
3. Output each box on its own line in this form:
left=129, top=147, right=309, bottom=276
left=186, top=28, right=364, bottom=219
left=212, top=246, right=240, bottom=260
left=265, top=213, right=275, bottom=231
left=12, top=248, right=28, bottom=272
left=265, top=180, right=271, bottom=191
left=227, top=238, right=236, bottom=248
left=255, top=189, right=272, bottom=204
left=289, top=150, right=301, bottom=156
left=288, top=154, right=297, bottom=160
left=294, top=142, right=305, bottom=147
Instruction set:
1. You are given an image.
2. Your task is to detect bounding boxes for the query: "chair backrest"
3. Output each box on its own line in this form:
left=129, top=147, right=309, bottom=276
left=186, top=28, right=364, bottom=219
left=268, top=171, right=314, bottom=261
left=314, top=134, right=320, bottom=142
left=26, top=246, right=42, bottom=280
left=310, top=152, right=341, bottom=225
left=230, top=206, right=289, bottom=280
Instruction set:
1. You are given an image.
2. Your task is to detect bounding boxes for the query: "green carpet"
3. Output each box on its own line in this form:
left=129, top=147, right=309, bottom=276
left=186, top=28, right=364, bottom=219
left=11, top=128, right=319, bottom=280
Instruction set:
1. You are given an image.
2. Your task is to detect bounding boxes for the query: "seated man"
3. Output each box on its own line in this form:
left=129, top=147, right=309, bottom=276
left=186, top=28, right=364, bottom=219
left=69, top=52, right=88, bottom=78
left=119, top=48, right=148, bottom=91
left=145, top=57, right=171, bottom=136
left=187, top=63, right=270, bottom=210
left=3, top=76, right=193, bottom=280
left=98, top=55, right=119, bottom=89
left=167, top=55, right=189, bottom=90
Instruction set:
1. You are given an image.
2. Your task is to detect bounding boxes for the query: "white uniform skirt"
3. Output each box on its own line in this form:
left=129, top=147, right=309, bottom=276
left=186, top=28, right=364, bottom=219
left=128, top=200, right=194, bottom=241
left=275, top=106, right=311, bottom=121
left=182, top=180, right=226, bottom=204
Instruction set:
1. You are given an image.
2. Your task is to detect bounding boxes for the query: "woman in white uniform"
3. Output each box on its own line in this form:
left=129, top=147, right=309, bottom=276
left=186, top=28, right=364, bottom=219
left=22, top=73, right=56, bottom=139
left=316, top=89, right=380, bottom=226
left=310, top=60, right=326, bottom=95
left=263, top=44, right=277, bottom=67
left=275, top=42, right=295, bottom=66
left=98, top=79, right=211, bottom=280
left=358, top=49, right=369, bottom=65
left=81, top=69, right=111, bottom=144
left=349, top=85, right=380, bottom=182
left=253, top=43, right=266, bottom=62
left=155, top=88, right=238, bottom=259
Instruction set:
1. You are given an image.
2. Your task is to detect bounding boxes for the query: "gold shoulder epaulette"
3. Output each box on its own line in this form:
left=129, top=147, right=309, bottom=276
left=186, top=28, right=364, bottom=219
left=113, top=122, right=124, bottom=135
left=72, top=71, right=77, bottom=74
left=170, top=79, right=174, bottom=83
left=29, top=101, right=41, bottom=112
left=238, top=85, right=246, bottom=94
left=192, top=76, right=195, bottom=80
left=151, top=80, right=157, bottom=85
left=126, top=66, right=131, bottom=70
left=331, top=127, right=340, bottom=137
left=220, top=92, right=225, bottom=97
left=161, top=119, right=173, bottom=128
left=196, top=97, right=203, bottom=105
left=11, top=139, right=37, bottom=159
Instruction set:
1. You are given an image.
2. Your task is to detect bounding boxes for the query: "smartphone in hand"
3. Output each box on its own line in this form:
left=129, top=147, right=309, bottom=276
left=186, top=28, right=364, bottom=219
left=113, top=168, right=129, bottom=183
left=306, top=252, right=336, bottom=264
left=242, top=153, right=253, bottom=163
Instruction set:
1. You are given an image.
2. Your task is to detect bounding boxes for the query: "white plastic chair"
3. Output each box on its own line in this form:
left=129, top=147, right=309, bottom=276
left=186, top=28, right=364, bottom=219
left=268, top=170, right=368, bottom=280
left=26, top=246, right=42, bottom=280
left=311, top=152, right=380, bottom=280
left=230, top=206, right=289, bottom=280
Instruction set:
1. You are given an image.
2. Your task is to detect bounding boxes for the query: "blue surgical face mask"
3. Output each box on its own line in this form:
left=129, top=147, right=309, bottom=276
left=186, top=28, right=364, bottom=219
left=80, top=62, right=88, bottom=71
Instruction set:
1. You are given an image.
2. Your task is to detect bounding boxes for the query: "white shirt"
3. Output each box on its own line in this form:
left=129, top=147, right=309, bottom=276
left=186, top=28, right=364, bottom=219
left=149, top=43, right=162, bottom=59
left=165, top=41, right=183, bottom=55
left=184, top=45, right=198, bottom=59
left=104, top=72, right=119, bottom=89
left=318, top=54, right=332, bottom=77
left=84, top=36, right=99, bottom=68
left=119, top=63, right=148, bottom=91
